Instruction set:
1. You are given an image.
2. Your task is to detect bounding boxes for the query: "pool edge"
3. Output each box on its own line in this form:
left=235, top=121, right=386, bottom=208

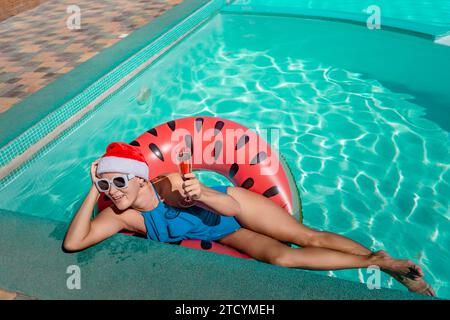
left=0, top=209, right=433, bottom=300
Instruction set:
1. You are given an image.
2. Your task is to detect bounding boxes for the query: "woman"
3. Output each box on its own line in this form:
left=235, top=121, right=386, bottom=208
left=64, top=142, right=435, bottom=296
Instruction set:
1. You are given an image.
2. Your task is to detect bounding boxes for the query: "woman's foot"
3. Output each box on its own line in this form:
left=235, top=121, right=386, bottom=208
left=391, top=273, right=436, bottom=296
left=372, top=250, right=423, bottom=278
left=373, top=251, right=436, bottom=297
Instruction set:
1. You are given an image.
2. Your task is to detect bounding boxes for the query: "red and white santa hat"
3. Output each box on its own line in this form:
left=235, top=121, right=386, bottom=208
left=96, top=142, right=149, bottom=180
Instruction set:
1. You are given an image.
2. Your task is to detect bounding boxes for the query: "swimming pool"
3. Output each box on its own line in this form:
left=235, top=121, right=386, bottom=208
left=230, top=0, right=450, bottom=31
left=0, top=0, right=449, bottom=298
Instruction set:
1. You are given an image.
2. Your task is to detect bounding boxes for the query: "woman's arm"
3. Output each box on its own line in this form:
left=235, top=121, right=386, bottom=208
left=181, top=173, right=241, bottom=216
left=63, top=185, right=125, bottom=252
left=63, top=158, right=125, bottom=252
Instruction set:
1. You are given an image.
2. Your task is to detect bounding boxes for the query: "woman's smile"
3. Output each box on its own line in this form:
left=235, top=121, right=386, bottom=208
left=111, top=193, right=126, bottom=202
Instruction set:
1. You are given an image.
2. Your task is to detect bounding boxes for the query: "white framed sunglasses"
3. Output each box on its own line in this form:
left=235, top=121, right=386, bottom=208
left=95, top=174, right=135, bottom=193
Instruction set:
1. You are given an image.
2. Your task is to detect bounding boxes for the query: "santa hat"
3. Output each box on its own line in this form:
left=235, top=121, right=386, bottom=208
left=96, top=142, right=149, bottom=180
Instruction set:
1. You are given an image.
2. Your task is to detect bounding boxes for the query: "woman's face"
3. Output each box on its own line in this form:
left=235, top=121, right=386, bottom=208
left=99, top=172, right=142, bottom=210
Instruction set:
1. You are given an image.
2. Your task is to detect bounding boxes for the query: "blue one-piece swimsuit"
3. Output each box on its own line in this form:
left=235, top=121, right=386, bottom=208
left=141, top=184, right=242, bottom=243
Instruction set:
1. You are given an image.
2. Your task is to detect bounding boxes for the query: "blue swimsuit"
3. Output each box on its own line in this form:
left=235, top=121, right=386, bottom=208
left=141, top=185, right=242, bottom=243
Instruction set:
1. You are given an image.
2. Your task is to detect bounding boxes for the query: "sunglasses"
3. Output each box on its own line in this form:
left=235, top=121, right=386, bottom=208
left=95, top=174, right=135, bottom=193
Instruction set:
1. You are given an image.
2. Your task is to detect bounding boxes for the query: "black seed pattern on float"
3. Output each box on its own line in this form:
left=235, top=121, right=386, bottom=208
left=214, top=120, right=224, bottom=136
left=149, top=143, right=164, bottom=161
left=263, top=186, right=279, bottom=198
left=195, top=117, right=204, bottom=133
left=129, top=140, right=140, bottom=147
left=167, top=120, right=176, bottom=131
left=147, top=128, right=158, bottom=136
left=241, top=178, right=254, bottom=189
left=250, top=151, right=267, bottom=165
left=201, top=240, right=213, bottom=250
left=229, top=163, right=239, bottom=178
left=235, top=134, right=250, bottom=150
left=185, top=134, right=193, bottom=155
left=213, top=140, right=222, bottom=160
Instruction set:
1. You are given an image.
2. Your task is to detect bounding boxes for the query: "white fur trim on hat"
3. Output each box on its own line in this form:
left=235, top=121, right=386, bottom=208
left=96, top=156, right=149, bottom=180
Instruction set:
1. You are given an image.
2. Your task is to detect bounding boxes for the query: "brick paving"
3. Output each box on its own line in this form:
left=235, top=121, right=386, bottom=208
left=0, top=0, right=183, bottom=113
left=0, top=1, right=49, bottom=21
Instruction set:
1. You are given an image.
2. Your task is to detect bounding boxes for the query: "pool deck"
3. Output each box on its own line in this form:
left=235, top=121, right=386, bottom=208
left=0, top=209, right=430, bottom=300
left=0, top=0, right=183, bottom=113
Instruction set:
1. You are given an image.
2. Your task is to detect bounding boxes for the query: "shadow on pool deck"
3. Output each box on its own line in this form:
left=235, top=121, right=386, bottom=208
left=0, top=209, right=430, bottom=300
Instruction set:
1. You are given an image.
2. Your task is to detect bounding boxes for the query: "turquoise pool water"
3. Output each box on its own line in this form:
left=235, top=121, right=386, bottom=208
left=0, top=12, right=449, bottom=297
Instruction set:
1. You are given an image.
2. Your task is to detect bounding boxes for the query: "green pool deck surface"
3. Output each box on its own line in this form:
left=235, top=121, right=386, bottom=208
left=0, top=209, right=430, bottom=300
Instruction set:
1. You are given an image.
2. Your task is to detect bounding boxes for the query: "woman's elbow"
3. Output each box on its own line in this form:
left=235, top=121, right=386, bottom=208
left=63, top=241, right=77, bottom=252
left=63, top=239, right=84, bottom=252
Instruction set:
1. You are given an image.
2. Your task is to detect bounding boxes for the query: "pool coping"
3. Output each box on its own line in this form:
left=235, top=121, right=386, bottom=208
left=0, top=208, right=431, bottom=300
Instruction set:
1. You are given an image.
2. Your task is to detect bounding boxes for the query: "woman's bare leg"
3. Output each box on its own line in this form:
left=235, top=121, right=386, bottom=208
left=228, top=187, right=377, bottom=255
left=225, top=188, right=435, bottom=295
left=219, top=228, right=421, bottom=276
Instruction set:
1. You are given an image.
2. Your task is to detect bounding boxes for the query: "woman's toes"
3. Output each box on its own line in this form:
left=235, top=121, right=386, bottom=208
left=417, top=265, right=424, bottom=277
left=428, top=287, right=436, bottom=297
left=406, top=267, right=421, bottom=279
left=402, top=261, right=423, bottom=279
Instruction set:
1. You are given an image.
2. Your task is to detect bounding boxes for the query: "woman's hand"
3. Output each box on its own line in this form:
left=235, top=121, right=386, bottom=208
left=90, top=158, right=102, bottom=186
left=181, top=172, right=203, bottom=201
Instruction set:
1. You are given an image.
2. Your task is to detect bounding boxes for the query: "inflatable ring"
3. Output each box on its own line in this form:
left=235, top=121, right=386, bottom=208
left=98, top=116, right=302, bottom=259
